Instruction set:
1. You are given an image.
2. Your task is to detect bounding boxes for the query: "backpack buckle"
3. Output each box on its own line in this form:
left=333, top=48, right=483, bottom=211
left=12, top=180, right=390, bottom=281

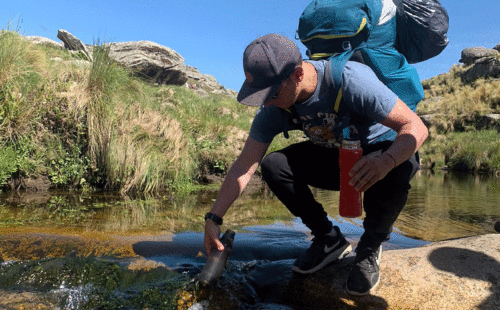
left=342, top=41, right=352, bottom=51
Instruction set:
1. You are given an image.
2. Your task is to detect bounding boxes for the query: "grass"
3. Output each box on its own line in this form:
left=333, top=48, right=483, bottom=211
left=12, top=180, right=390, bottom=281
left=420, top=130, right=500, bottom=174
left=2, top=27, right=499, bottom=195
left=417, top=63, right=500, bottom=173
left=0, top=29, right=303, bottom=195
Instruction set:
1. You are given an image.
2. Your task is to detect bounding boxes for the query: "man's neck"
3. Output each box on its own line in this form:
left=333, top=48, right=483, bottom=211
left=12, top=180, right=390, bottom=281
left=296, top=61, right=317, bottom=103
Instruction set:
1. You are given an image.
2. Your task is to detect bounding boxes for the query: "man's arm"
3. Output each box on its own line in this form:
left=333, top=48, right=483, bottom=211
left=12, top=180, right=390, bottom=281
left=204, top=136, right=270, bottom=255
left=380, top=98, right=428, bottom=166
left=349, top=98, right=428, bottom=192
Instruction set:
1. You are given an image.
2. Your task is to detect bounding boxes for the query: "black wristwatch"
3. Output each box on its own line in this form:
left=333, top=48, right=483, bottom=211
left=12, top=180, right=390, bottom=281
left=205, top=212, right=223, bottom=225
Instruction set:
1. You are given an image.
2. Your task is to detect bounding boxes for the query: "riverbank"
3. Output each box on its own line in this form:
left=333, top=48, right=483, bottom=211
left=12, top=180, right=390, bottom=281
left=0, top=30, right=304, bottom=196
left=0, top=29, right=499, bottom=197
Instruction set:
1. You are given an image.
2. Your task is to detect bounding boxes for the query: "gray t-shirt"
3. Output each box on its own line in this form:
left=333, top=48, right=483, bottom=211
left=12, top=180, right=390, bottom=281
left=249, top=60, right=398, bottom=149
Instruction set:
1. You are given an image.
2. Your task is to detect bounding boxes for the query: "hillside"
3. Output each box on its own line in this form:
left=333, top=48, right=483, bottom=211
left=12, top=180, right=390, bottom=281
left=0, top=29, right=302, bottom=195
left=416, top=45, right=500, bottom=172
left=1, top=29, right=499, bottom=196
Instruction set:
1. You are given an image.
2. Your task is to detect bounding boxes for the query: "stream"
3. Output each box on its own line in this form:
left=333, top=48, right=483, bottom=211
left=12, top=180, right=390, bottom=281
left=0, top=170, right=499, bottom=309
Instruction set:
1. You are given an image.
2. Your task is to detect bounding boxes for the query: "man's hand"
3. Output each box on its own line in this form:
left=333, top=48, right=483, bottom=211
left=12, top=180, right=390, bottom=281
left=204, top=219, right=224, bottom=256
left=349, top=153, right=395, bottom=192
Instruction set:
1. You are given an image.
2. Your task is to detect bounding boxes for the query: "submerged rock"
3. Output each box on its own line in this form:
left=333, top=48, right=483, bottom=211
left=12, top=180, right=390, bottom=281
left=0, top=256, right=189, bottom=309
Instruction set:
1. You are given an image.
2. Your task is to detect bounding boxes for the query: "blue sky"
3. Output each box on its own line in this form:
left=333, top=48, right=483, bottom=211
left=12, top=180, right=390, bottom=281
left=3, top=0, right=499, bottom=92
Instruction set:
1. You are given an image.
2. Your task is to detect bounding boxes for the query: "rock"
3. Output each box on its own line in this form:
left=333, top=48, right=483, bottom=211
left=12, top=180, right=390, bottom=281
left=195, top=88, right=209, bottom=97
left=494, top=43, right=500, bottom=53
left=23, top=36, right=63, bottom=49
left=187, top=301, right=209, bottom=310
left=459, top=47, right=499, bottom=66
left=107, top=41, right=188, bottom=85
left=462, top=56, right=500, bottom=83
left=419, top=114, right=435, bottom=128
left=495, top=221, right=500, bottom=233
left=283, top=234, right=500, bottom=309
left=57, top=29, right=93, bottom=61
left=21, top=175, right=52, bottom=191
left=185, top=65, right=237, bottom=98
left=477, top=114, right=500, bottom=131
left=0, top=290, right=55, bottom=309
left=127, top=258, right=168, bottom=271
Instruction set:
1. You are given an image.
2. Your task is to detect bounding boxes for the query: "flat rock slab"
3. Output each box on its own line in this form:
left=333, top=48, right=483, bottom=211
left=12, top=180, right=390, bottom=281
left=284, top=234, right=500, bottom=309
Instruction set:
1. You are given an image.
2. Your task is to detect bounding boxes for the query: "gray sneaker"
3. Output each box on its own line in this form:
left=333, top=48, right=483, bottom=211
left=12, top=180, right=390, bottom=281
left=292, top=226, right=352, bottom=274
left=346, top=244, right=382, bottom=295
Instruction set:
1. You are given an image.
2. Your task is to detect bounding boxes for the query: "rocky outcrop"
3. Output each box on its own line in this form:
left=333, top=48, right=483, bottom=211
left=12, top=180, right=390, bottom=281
left=284, top=234, right=500, bottom=309
left=185, top=66, right=237, bottom=98
left=459, top=47, right=499, bottom=66
left=22, top=31, right=235, bottom=94
left=462, top=56, right=500, bottom=83
left=56, top=29, right=93, bottom=61
left=107, top=41, right=188, bottom=85
left=459, top=46, right=500, bottom=83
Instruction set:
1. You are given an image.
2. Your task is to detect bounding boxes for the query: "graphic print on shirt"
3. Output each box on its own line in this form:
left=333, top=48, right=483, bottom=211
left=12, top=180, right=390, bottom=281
left=289, top=111, right=358, bottom=148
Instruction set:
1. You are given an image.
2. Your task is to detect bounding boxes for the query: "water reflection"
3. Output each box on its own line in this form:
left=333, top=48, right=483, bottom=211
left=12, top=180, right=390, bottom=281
left=0, top=170, right=498, bottom=242
left=399, top=170, right=500, bottom=241
left=309, top=170, right=500, bottom=241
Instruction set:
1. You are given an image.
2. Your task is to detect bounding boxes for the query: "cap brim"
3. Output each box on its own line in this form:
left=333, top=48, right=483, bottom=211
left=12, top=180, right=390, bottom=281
left=237, top=81, right=281, bottom=107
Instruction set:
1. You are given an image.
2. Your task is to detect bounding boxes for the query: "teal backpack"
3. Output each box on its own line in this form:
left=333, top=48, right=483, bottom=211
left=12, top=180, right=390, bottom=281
left=297, top=0, right=449, bottom=116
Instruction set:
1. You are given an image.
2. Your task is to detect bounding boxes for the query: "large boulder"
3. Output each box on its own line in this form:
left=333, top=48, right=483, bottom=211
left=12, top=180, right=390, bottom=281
left=107, top=41, right=188, bottom=85
left=462, top=56, right=500, bottom=83
left=56, top=29, right=92, bottom=61
left=283, top=234, right=500, bottom=309
left=460, top=47, right=499, bottom=66
left=494, top=43, right=500, bottom=53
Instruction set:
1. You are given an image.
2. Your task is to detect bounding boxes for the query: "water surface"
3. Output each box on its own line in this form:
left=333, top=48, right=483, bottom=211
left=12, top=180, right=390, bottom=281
left=0, top=170, right=499, bottom=309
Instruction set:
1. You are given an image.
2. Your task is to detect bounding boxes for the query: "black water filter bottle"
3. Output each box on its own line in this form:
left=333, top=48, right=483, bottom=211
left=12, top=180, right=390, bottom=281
left=495, top=221, right=500, bottom=233
left=197, top=229, right=236, bottom=286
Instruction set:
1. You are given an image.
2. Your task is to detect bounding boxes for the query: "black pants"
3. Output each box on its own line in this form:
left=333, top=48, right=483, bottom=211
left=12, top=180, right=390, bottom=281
left=260, top=141, right=420, bottom=248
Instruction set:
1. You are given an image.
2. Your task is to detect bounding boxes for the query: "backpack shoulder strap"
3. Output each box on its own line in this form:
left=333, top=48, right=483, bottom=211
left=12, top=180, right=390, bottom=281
left=325, top=51, right=354, bottom=139
left=324, top=59, right=341, bottom=114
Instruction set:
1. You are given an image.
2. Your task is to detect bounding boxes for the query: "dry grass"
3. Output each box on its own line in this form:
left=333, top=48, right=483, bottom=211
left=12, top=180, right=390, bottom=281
left=418, top=64, right=500, bottom=133
left=110, top=106, right=192, bottom=194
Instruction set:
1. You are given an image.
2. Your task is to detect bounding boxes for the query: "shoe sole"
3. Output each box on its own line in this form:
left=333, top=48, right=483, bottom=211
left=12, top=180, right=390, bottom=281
left=292, top=243, right=352, bottom=274
left=345, top=275, right=380, bottom=296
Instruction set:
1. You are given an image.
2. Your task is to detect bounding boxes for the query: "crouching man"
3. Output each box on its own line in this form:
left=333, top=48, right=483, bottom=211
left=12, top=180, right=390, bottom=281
left=203, top=34, right=427, bottom=295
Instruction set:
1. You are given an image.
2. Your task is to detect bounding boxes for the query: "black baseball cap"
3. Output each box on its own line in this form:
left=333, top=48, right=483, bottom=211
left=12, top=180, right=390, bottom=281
left=237, top=34, right=302, bottom=106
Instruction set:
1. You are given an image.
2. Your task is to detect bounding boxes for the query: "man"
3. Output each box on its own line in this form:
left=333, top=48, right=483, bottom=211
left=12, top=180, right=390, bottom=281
left=203, top=33, right=428, bottom=295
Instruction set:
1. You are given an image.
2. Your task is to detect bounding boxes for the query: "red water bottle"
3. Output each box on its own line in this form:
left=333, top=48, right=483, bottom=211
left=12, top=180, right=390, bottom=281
left=339, top=140, right=363, bottom=218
